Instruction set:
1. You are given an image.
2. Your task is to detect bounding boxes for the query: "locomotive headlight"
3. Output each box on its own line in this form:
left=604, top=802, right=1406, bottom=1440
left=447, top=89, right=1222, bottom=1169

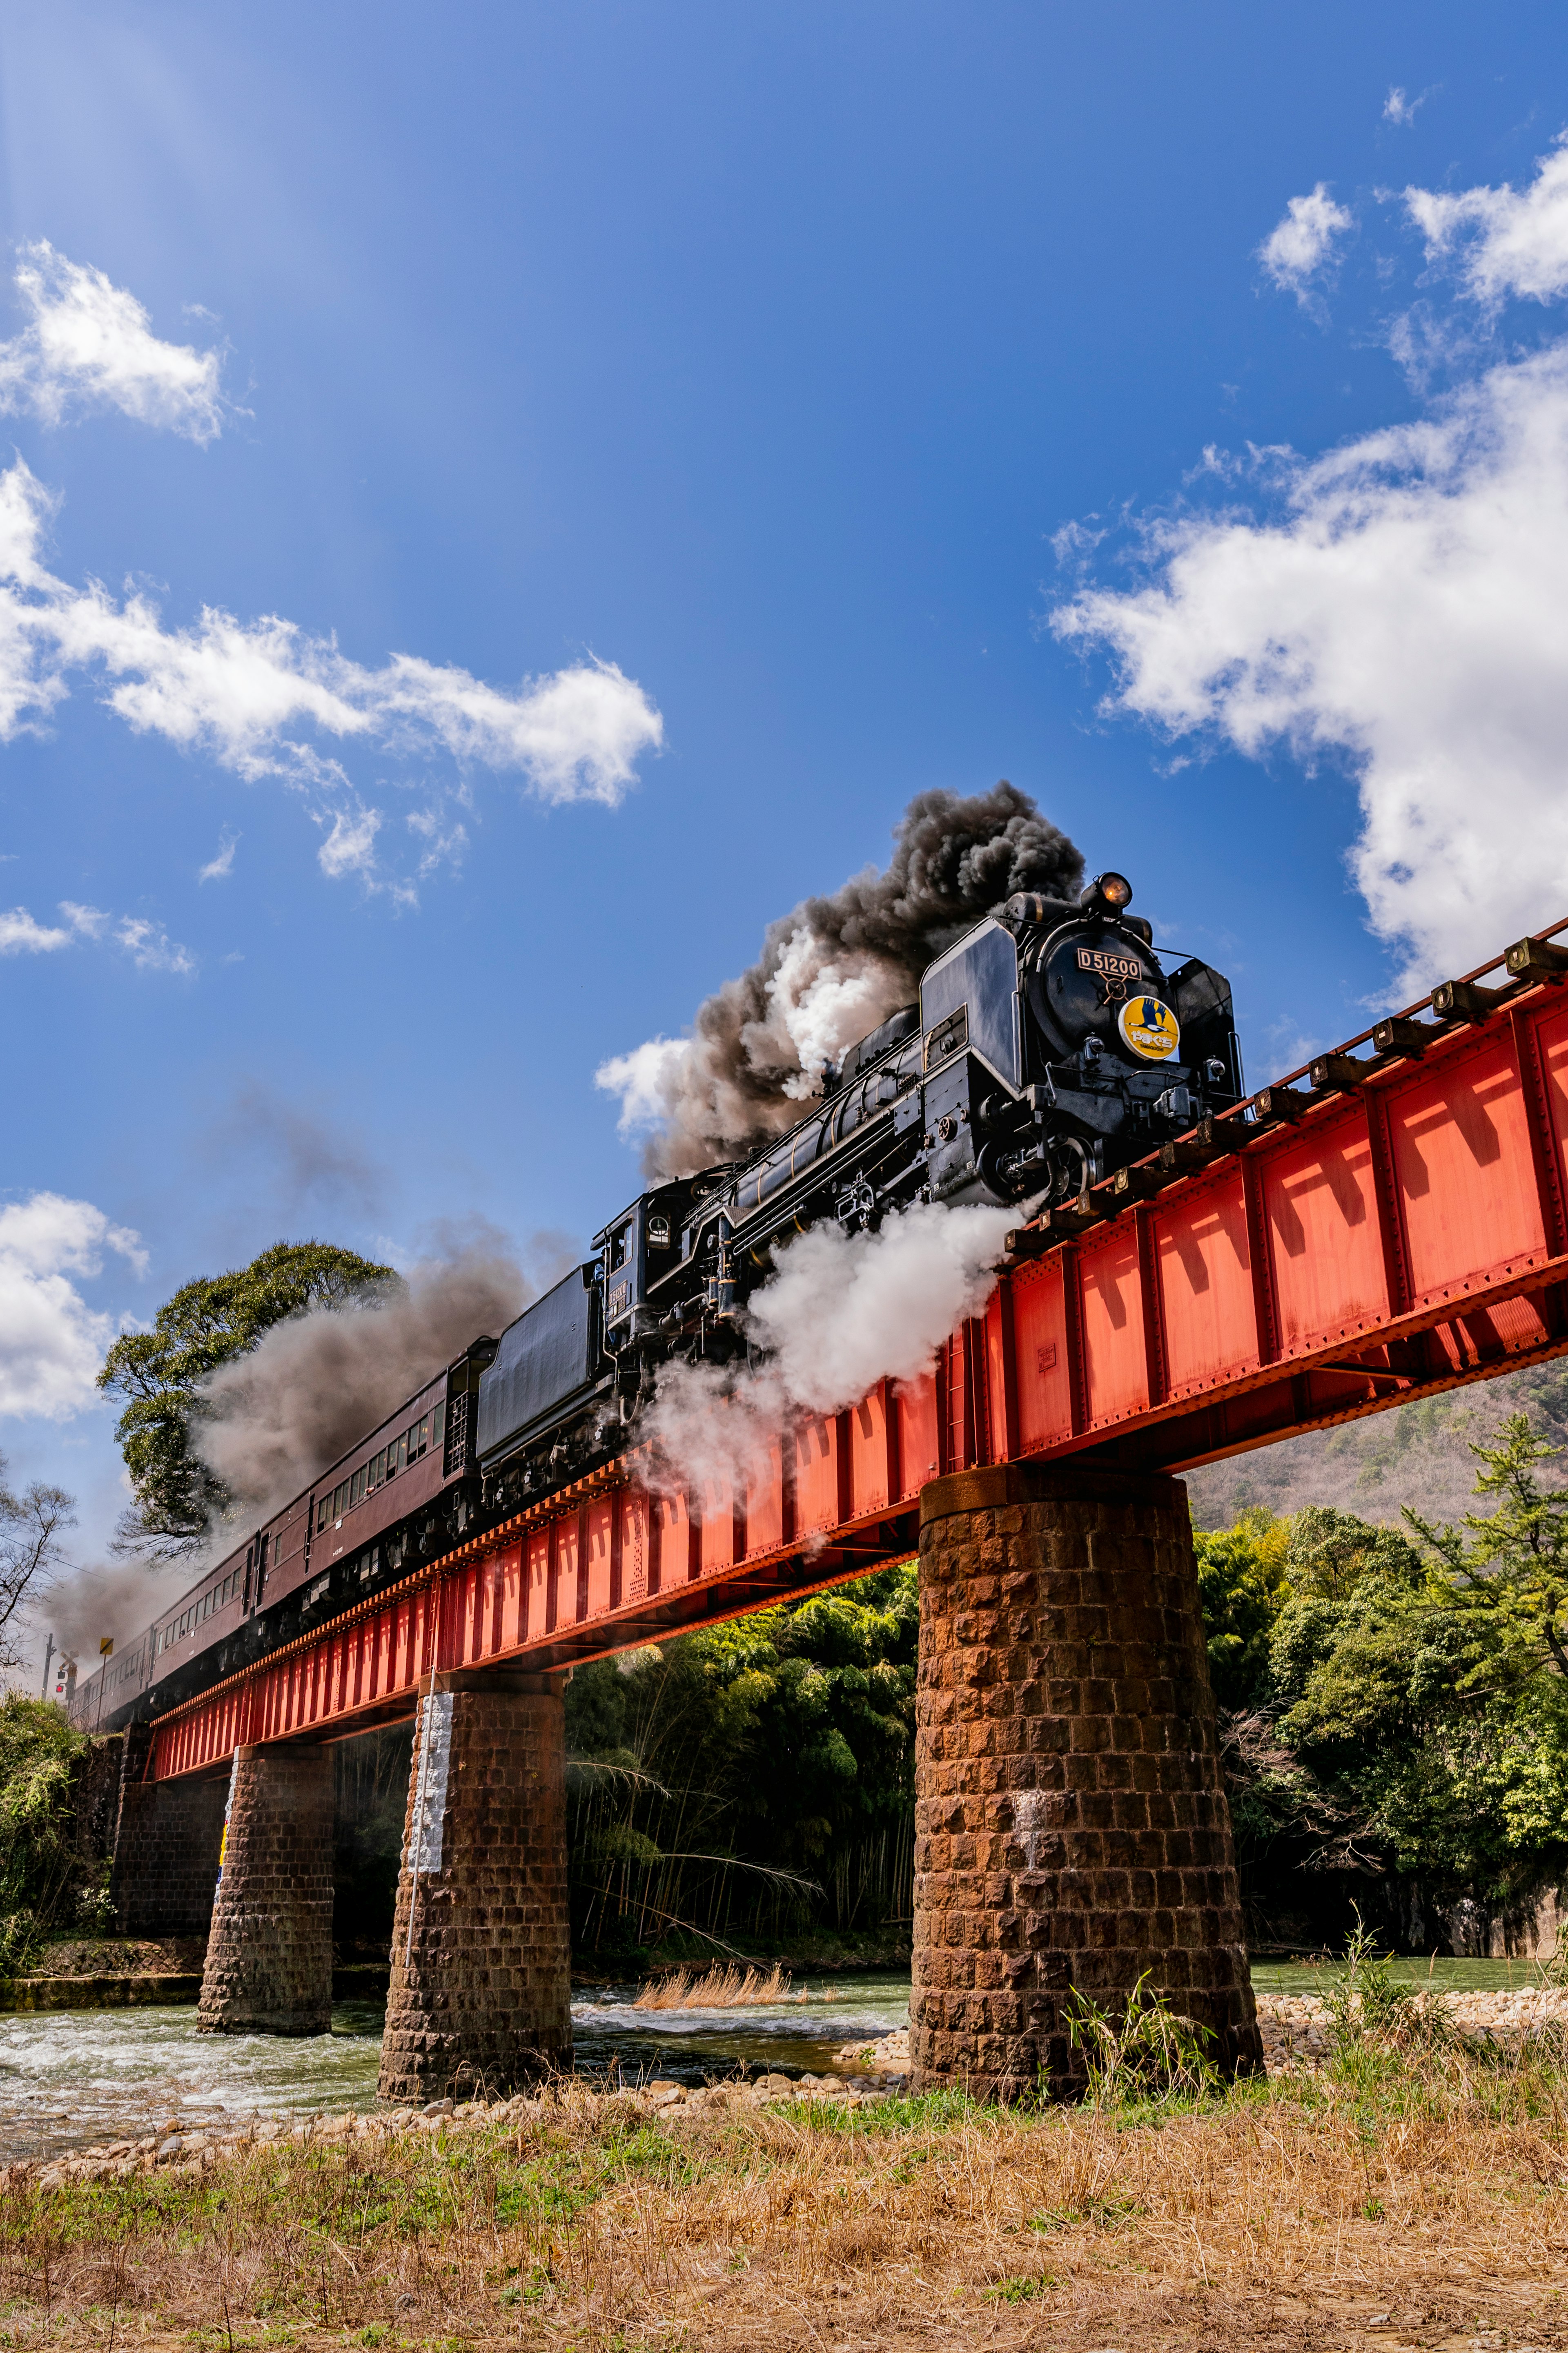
left=1098, top=871, right=1132, bottom=909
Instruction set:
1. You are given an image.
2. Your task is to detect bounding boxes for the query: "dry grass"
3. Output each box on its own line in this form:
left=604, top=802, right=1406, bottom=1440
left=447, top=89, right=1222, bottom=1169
left=7, top=2041, right=1568, bottom=2352
left=632, top=1962, right=796, bottom=2009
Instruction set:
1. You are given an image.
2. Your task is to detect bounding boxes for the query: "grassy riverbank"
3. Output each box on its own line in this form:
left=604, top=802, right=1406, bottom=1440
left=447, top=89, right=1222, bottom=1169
left=6, top=2025, right=1568, bottom=2352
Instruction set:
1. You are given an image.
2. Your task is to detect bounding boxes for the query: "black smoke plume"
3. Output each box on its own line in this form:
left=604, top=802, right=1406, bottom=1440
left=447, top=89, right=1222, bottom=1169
left=597, top=783, right=1083, bottom=1177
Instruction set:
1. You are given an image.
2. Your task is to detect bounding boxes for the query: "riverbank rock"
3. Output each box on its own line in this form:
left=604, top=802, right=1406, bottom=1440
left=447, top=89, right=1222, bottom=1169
left=1252, top=1984, right=1568, bottom=2071
left=0, top=2072, right=911, bottom=2192
left=834, top=2027, right=910, bottom=2077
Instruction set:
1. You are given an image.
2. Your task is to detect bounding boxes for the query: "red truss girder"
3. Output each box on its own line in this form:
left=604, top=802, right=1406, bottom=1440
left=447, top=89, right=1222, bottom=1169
left=148, top=939, right=1568, bottom=1781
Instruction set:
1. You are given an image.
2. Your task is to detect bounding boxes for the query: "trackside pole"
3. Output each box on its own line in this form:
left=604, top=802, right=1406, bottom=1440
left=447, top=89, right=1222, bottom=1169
left=911, top=1463, right=1262, bottom=2100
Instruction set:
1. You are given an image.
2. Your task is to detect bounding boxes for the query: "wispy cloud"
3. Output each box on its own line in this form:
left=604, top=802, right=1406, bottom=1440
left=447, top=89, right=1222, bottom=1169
left=6, top=899, right=196, bottom=974
left=315, top=805, right=381, bottom=883
left=1258, top=185, right=1354, bottom=304
left=1383, top=86, right=1431, bottom=128
left=1406, top=129, right=1568, bottom=306
left=0, top=906, right=71, bottom=954
left=0, top=458, right=664, bottom=895
left=0, top=1192, right=145, bottom=1420
left=198, top=827, right=238, bottom=883
left=0, top=242, right=229, bottom=442
left=112, top=915, right=195, bottom=975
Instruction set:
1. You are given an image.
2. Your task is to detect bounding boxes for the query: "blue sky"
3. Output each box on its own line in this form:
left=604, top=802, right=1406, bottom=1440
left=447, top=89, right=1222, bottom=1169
left=7, top=0, right=1568, bottom=1585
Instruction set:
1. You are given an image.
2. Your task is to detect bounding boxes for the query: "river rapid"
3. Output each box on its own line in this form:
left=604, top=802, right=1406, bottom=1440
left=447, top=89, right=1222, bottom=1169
left=0, top=1976, right=912, bottom=2161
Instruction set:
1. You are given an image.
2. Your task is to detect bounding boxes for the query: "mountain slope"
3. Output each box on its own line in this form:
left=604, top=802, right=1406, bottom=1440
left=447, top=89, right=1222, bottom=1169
left=1184, top=1358, right=1568, bottom=1531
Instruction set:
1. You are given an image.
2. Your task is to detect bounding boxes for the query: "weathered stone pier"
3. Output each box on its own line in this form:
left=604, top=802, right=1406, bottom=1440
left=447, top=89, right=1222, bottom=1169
left=912, top=1463, right=1259, bottom=2099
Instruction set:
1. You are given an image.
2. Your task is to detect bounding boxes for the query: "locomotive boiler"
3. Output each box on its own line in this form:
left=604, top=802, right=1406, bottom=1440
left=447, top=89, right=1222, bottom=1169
left=70, top=871, right=1241, bottom=1735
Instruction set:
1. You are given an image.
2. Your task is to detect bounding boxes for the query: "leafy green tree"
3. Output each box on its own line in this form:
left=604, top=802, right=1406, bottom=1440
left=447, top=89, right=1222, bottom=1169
left=0, top=1695, right=91, bottom=1972
left=564, top=1562, right=918, bottom=1955
left=1406, top=1414, right=1568, bottom=1689
left=1249, top=1439, right=1568, bottom=1901
left=1193, top=1508, right=1289, bottom=1710
left=97, top=1240, right=395, bottom=1557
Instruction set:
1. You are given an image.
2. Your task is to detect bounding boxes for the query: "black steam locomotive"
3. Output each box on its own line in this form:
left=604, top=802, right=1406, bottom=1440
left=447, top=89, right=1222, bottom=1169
left=70, top=872, right=1240, bottom=1733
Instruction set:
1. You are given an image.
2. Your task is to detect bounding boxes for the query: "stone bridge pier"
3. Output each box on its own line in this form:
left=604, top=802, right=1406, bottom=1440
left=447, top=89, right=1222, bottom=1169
left=377, top=1671, right=572, bottom=2103
left=198, top=1743, right=336, bottom=2034
left=911, top=1462, right=1261, bottom=2100
left=110, top=1726, right=227, bottom=1939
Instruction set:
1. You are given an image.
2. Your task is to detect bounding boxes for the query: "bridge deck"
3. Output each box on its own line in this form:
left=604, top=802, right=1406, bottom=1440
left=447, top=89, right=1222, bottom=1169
left=146, top=926, right=1568, bottom=1779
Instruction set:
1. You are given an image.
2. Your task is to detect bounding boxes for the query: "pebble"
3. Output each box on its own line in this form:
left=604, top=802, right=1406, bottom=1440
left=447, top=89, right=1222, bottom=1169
left=0, top=2070, right=904, bottom=2194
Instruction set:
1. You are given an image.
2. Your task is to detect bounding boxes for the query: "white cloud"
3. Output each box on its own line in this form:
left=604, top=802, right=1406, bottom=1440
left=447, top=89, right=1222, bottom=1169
left=0, top=242, right=228, bottom=442
left=3, top=897, right=194, bottom=973
left=1051, top=341, right=1568, bottom=996
left=1407, top=132, right=1568, bottom=307
left=316, top=804, right=381, bottom=881
left=0, top=1193, right=145, bottom=1421
left=198, top=827, right=238, bottom=883
left=0, top=906, right=70, bottom=953
left=1383, top=87, right=1429, bottom=128
left=1258, top=185, right=1354, bottom=302
left=58, top=900, right=107, bottom=939
left=114, top=915, right=195, bottom=975
left=0, top=459, right=664, bottom=878
left=407, top=803, right=469, bottom=878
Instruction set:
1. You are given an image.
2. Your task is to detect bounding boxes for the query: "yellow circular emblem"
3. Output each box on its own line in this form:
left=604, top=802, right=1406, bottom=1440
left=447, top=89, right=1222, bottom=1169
left=1117, top=995, right=1180, bottom=1062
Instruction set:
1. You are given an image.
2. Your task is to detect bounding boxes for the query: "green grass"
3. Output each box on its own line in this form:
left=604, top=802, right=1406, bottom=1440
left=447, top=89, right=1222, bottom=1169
left=1250, top=1954, right=1550, bottom=1993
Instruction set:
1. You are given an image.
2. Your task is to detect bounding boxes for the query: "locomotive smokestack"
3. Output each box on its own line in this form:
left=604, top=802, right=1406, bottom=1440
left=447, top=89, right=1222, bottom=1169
left=597, top=783, right=1084, bottom=1179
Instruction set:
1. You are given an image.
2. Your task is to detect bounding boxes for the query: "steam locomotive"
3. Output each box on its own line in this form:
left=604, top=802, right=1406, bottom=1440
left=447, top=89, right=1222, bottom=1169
left=70, top=872, right=1241, bottom=1735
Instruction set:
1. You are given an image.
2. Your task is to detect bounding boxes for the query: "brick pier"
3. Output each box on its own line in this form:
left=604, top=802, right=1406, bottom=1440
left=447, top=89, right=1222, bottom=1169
left=912, top=1463, right=1261, bottom=2100
left=377, top=1671, right=572, bottom=2103
left=198, top=1744, right=336, bottom=2035
left=109, top=1726, right=227, bottom=1938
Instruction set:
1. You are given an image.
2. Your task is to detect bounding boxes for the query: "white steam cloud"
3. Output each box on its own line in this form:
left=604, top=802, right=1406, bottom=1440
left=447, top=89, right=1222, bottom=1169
left=644, top=1200, right=1020, bottom=1500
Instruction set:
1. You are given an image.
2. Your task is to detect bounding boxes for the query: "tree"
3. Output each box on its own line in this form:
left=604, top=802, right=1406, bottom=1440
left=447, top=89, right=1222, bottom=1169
left=0, top=1695, right=93, bottom=1969
left=564, top=1562, right=919, bottom=1956
left=1405, top=1414, right=1568, bottom=1691
left=0, top=1459, right=74, bottom=1673
left=97, top=1240, right=396, bottom=1557
left=1193, top=1508, right=1290, bottom=1710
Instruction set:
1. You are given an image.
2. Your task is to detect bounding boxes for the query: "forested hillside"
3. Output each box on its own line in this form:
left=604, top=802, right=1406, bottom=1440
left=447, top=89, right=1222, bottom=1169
left=1186, top=1359, right=1568, bottom=1530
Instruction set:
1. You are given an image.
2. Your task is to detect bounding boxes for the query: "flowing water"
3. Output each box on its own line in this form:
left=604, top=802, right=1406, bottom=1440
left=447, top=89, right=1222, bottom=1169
left=0, top=1976, right=911, bottom=2162
left=2, top=1958, right=1545, bottom=2163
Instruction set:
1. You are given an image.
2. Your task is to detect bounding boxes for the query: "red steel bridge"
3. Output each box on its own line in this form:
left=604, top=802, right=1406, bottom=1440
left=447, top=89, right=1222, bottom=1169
left=147, top=919, right=1568, bottom=1782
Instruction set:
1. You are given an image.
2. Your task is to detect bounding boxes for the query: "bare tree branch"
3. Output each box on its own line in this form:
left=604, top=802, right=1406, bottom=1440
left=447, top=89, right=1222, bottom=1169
left=0, top=1454, right=76, bottom=1673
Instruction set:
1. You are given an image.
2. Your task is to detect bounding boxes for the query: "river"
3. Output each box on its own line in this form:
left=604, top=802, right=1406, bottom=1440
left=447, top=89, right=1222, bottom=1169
left=0, top=1956, right=1544, bottom=2162
left=0, top=1975, right=911, bottom=2161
